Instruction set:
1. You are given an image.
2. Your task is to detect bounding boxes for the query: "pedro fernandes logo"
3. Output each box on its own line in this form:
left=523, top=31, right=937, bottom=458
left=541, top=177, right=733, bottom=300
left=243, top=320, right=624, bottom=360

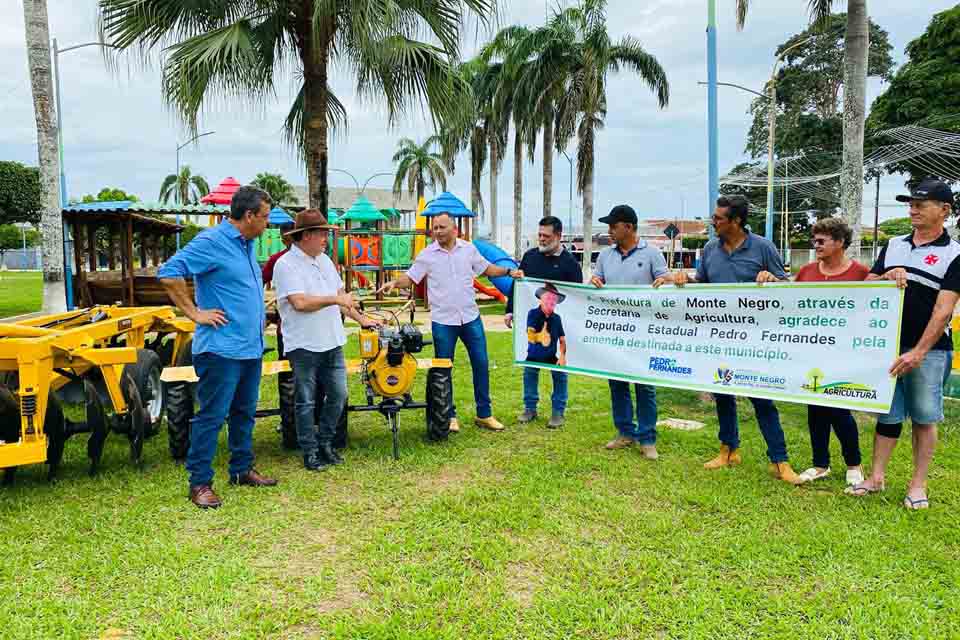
left=649, top=356, right=693, bottom=377
left=802, top=368, right=878, bottom=400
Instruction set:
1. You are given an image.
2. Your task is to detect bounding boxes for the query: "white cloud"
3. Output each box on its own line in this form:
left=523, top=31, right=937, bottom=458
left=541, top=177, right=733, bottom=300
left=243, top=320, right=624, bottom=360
left=1, top=0, right=955, bottom=236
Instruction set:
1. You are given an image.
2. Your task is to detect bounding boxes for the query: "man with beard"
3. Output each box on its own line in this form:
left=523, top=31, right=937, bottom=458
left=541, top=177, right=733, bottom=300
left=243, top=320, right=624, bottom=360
left=506, top=216, right=583, bottom=428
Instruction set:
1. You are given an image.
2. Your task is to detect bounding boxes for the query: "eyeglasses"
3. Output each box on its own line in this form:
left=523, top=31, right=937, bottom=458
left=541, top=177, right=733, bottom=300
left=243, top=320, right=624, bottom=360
left=812, top=238, right=828, bottom=246
left=711, top=215, right=728, bottom=223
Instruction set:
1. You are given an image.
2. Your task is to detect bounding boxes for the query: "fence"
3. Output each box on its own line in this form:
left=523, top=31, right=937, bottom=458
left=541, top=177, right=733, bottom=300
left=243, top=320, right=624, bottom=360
left=0, top=248, right=41, bottom=270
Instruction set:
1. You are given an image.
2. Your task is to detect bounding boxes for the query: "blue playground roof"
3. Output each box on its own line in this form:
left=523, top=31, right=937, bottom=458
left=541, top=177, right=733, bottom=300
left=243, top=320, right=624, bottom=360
left=422, top=192, right=476, bottom=218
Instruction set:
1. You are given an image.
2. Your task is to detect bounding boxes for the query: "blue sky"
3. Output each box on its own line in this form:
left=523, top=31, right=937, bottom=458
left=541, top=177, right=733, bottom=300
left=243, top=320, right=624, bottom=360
left=3, top=0, right=957, bottom=237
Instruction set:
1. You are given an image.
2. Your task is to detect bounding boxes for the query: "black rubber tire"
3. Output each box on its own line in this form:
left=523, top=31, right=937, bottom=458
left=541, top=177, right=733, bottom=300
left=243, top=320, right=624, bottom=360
left=424, top=368, right=452, bottom=442
left=164, top=338, right=194, bottom=462
left=125, top=348, right=164, bottom=437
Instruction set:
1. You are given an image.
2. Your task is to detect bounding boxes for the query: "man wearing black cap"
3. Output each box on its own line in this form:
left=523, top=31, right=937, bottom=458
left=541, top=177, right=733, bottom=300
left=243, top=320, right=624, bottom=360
left=848, top=179, right=960, bottom=510
left=591, top=204, right=678, bottom=459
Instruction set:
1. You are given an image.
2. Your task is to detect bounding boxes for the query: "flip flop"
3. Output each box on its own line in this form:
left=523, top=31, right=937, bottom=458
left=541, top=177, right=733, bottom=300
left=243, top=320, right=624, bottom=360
left=844, top=482, right=884, bottom=497
left=903, top=496, right=930, bottom=510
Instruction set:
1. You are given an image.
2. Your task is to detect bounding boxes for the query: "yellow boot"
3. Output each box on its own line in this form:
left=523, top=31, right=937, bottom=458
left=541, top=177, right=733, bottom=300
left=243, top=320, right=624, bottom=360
left=703, top=445, right=742, bottom=470
left=768, top=462, right=803, bottom=485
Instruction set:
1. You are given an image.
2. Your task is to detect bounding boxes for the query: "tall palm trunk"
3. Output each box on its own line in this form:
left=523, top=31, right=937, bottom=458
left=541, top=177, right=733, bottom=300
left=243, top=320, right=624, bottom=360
left=543, top=121, right=554, bottom=218
left=470, top=128, right=484, bottom=218
left=490, top=137, right=499, bottom=245
left=513, top=127, right=523, bottom=259
left=840, top=0, right=869, bottom=254
left=580, top=127, right=595, bottom=277
left=23, top=0, right=65, bottom=313
left=303, top=18, right=332, bottom=214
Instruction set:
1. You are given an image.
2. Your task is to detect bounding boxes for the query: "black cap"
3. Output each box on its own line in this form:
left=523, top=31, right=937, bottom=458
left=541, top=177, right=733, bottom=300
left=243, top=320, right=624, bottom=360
left=895, top=178, right=954, bottom=204
left=598, top=204, right=638, bottom=225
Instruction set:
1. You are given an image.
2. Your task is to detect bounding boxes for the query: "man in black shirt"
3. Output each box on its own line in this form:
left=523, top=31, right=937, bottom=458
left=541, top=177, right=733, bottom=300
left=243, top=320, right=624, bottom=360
left=849, top=179, right=960, bottom=510
left=506, top=216, right=583, bottom=428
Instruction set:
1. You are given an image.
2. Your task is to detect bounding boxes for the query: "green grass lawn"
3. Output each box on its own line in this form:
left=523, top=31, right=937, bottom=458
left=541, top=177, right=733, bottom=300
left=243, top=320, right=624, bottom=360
left=1, top=332, right=960, bottom=639
left=0, top=270, right=42, bottom=318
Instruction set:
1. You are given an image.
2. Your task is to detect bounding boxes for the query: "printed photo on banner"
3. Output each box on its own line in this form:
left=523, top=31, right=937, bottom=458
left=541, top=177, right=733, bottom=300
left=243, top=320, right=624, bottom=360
left=526, top=282, right=567, bottom=366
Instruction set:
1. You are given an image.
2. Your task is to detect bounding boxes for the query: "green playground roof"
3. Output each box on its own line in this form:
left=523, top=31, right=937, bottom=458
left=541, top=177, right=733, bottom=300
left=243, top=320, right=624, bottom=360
left=342, top=195, right=387, bottom=222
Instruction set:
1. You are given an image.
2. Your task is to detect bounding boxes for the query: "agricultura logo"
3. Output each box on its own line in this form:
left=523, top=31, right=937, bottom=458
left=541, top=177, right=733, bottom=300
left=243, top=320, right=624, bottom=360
left=801, top=368, right=877, bottom=400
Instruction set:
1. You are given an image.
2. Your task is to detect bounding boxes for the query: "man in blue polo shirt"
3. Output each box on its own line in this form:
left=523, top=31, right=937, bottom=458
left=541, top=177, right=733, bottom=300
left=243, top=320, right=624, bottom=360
left=159, top=185, right=279, bottom=509
left=592, top=204, right=678, bottom=460
left=670, top=195, right=801, bottom=485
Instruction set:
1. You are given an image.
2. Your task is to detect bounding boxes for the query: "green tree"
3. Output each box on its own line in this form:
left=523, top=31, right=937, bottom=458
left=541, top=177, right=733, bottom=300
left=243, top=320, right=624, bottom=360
left=392, top=137, right=447, bottom=204
left=549, top=0, right=669, bottom=275
left=78, top=187, right=140, bottom=203
left=878, top=217, right=912, bottom=237
left=159, top=166, right=210, bottom=206
left=99, top=0, right=494, bottom=217
left=867, top=5, right=960, bottom=191
left=0, top=161, right=42, bottom=226
left=744, top=16, right=894, bottom=159
left=737, top=0, right=872, bottom=249
left=251, top=173, right=295, bottom=206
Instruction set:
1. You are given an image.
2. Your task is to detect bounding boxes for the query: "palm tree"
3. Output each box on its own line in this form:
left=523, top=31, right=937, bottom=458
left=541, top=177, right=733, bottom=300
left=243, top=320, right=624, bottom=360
left=437, top=59, right=491, bottom=221
left=251, top=172, right=296, bottom=206
left=98, top=0, right=494, bottom=216
left=22, top=0, right=65, bottom=313
left=391, top=137, right=448, bottom=205
left=736, top=0, right=868, bottom=251
left=159, top=164, right=211, bottom=214
left=550, top=0, right=669, bottom=275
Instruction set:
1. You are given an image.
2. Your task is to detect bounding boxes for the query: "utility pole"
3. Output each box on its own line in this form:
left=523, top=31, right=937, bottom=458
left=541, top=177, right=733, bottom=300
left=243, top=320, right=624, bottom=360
left=706, top=0, right=718, bottom=241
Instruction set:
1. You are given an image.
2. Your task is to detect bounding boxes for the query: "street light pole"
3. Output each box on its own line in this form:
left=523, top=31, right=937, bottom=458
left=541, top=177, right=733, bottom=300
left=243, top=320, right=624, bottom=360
left=764, top=36, right=812, bottom=241
left=706, top=0, right=718, bottom=241
left=175, top=131, right=216, bottom=248
left=52, top=39, right=119, bottom=309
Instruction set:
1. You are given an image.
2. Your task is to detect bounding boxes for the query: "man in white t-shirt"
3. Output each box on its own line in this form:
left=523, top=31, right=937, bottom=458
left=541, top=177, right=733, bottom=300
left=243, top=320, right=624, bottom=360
left=273, top=210, right=380, bottom=471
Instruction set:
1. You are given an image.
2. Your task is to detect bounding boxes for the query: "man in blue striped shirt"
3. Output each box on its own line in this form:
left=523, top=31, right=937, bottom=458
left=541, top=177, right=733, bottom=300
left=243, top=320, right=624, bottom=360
left=159, top=185, right=278, bottom=509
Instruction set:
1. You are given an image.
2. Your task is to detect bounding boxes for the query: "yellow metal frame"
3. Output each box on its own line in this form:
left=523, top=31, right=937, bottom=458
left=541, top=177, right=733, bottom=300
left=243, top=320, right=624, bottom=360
left=953, top=316, right=960, bottom=372
left=0, top=306, right=194, bottom=469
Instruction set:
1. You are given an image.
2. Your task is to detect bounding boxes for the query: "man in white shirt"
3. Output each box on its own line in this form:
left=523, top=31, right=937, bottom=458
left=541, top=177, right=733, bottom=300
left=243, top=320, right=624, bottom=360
left=273, top=210, right=379, bottom=471
left=378, top=212, right=522, bottom=432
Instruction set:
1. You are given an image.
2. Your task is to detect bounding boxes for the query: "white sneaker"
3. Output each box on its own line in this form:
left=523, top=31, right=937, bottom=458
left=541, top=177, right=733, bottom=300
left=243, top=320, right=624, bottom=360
left=846, top=469, right=865, bottom=486
left=797, top=467, right=831, bottom=483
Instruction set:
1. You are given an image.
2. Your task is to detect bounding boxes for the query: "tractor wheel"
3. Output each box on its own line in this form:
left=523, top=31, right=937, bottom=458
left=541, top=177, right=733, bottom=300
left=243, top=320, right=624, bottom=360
left=164, top=338, right=194, bottom=463
left=125, top=348, right=164, bottom=437
left=424, top=367, right=452, bottom=442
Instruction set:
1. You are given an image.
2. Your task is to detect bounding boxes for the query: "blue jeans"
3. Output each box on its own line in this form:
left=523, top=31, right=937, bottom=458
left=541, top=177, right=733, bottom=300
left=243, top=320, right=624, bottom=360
left=608, top=380, right=657, bottom=445
left=431, top=317, right=491, bottom=419
left=288, top=347, right=347, bottom=452
left=187, top=353, right=262, bottom=487
left=523, top=367, right=568, bottom=415
left=714, top=394, right=788, bottom=463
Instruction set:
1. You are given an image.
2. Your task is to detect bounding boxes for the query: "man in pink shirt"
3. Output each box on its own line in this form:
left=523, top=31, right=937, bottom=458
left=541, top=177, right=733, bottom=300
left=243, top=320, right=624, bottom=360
left=379, top=212, right=522, bottom=432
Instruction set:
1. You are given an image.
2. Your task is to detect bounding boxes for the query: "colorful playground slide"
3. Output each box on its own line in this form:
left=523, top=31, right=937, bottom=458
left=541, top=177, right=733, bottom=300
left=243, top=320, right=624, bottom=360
left=472, top=238, right=519, bottom=303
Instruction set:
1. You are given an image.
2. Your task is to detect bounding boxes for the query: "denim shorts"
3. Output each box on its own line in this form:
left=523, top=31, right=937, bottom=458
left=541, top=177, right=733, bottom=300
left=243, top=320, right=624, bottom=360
left=878, top=350, right=952, bottom=425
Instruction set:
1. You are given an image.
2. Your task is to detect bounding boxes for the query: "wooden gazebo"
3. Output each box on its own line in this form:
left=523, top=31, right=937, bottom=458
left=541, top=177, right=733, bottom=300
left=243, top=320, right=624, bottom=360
left=62, top=202, right=210, bottom=307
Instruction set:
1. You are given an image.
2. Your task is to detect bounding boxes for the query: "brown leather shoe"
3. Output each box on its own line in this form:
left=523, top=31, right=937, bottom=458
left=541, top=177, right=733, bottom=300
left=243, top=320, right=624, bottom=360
left=189, top=484, right=222, bottom=509
left=229, top=468, right=278, bottom=487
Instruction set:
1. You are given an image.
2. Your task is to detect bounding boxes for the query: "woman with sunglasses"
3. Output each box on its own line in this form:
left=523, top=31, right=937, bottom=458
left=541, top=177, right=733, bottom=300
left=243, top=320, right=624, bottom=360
left=793, top=218, right=869, bottom=486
